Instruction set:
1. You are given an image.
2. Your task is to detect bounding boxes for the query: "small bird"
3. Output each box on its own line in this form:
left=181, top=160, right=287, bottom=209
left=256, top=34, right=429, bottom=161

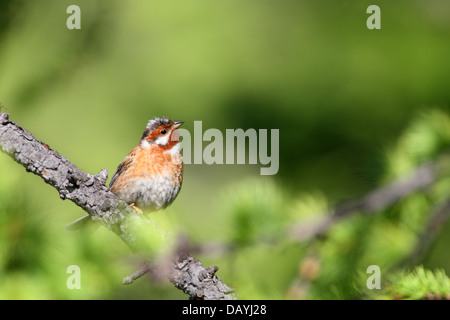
left=109, top=117, right=184, bottom=212
left=66, top=117, right=184, bottom=229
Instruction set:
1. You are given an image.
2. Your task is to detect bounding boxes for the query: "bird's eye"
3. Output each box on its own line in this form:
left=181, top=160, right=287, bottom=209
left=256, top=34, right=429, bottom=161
left=160, top=129, right=167, bottom=135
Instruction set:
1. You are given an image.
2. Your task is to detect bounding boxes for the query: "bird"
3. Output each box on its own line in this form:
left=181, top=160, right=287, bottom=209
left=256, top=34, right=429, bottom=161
left=66, top=117, right=184, bottom=229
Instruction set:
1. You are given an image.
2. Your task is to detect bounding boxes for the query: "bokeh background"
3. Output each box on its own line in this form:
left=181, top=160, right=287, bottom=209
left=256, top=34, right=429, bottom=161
left=1, top=0, right=450, bottom=299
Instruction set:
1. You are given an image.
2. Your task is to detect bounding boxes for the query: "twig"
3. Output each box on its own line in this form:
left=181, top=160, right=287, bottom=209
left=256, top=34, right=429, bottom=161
left=0, top=112, right=236, bottom=300
left=401, top=198, right=450, bottom=266
left=123, top=263, right=152, bottom=285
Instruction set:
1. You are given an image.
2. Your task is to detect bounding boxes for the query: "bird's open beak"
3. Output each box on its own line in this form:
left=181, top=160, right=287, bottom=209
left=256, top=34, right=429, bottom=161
left=173, top=121, right=184, bottom=129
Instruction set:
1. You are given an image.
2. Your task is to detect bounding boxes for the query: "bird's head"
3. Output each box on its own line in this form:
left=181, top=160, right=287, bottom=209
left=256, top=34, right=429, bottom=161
left=140, top=117, right=184, bottom=150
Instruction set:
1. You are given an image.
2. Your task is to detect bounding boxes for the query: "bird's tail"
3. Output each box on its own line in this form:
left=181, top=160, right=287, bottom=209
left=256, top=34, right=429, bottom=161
left=64, top=214, right=92, bottom=231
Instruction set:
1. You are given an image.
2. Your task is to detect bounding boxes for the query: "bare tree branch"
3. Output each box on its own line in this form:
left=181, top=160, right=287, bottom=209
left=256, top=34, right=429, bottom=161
left=173, top=151, right=443, bottom=269
left=288, top=161, right=437, bottom=241
left=0, top=112, right=236, bottom=300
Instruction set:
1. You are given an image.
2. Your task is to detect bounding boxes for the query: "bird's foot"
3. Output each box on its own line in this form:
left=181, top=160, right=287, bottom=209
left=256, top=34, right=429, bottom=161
left=130, top=203, right=143, bottom=214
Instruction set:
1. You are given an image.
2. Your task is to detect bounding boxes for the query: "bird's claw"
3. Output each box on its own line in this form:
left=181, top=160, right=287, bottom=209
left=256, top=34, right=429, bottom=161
left=130, top=203, right=143, bottom=214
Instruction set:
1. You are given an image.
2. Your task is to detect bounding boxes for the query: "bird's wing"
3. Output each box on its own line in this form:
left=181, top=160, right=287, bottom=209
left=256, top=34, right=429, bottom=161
left=109, top=146, right=139, bottom=188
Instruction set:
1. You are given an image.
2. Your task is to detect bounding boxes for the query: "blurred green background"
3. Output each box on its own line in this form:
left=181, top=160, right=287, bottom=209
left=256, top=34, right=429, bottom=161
left=1, top=0, right=450, bottom=299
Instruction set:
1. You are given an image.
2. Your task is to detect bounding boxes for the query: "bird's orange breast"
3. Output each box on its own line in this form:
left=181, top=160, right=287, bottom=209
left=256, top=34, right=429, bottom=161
left=109, top=144, right=183, bottom=210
